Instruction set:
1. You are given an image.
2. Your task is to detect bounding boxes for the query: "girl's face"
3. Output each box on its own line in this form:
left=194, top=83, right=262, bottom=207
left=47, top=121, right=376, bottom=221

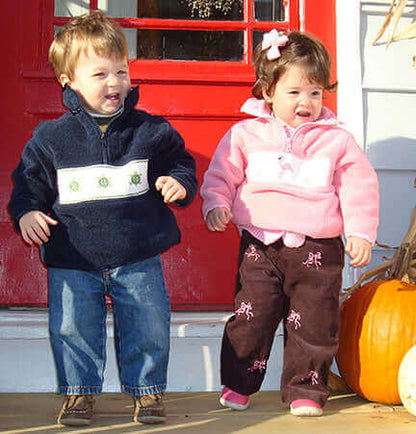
left=263, top=63, right=323, bottom=128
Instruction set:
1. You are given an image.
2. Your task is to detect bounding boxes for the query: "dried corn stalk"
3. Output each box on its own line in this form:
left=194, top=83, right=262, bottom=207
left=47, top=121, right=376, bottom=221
left=392, top=21, right=416, bottom=42
left=341, top=205, right=416, bottom=304
left=372, top=0, right=416, bottom=46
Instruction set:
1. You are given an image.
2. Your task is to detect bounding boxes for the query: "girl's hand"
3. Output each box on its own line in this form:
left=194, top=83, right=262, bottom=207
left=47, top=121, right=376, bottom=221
left=345, top=236, right=372, bottom=267
left=155, top=176, right=187, bottom=203
left=19, top=211, right=58, bottom=245
left=206, top=207, right=233, bottom=232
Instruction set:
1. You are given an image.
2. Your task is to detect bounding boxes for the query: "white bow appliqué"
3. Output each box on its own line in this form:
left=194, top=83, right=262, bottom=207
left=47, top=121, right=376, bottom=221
left=261, top=29, right=289, bottom=60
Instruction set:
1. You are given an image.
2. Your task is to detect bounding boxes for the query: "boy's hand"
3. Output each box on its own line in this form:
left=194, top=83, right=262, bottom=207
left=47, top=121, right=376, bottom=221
left=155, top=176, right=187, bottom=203
left=345, top=236, right=372, bottom=267
left=19, top=211, right=58, bottom=246
left=206, top=207, right=233, bottom=232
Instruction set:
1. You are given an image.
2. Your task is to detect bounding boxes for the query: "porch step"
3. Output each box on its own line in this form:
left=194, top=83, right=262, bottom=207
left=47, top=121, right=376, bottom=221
left=0, top=311, right=284, bottom=393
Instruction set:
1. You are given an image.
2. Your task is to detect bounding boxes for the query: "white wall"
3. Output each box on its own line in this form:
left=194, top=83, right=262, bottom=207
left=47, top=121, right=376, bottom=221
left=337, top=0, right=416, bottom=287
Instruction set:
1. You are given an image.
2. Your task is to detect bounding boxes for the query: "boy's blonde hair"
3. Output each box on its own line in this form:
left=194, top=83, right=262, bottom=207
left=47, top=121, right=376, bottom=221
left=49, top=10, right=128, bottom=81
left=252, top=31, right=337, bottom=99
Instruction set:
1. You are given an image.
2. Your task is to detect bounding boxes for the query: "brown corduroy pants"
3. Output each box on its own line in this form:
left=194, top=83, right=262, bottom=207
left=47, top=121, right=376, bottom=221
left=221, top=231, right=344, bottom=407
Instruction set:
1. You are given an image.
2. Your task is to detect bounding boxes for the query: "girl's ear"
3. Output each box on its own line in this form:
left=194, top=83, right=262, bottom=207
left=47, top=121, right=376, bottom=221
left=262, top=86, right=272, bottom=103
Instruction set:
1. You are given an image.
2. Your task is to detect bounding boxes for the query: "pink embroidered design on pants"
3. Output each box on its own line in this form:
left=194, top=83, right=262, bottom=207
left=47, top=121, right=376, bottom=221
left=302, top=252, right=322, bottom=269
left=305, top=370, right=319, bottom=385
left=287, top=309, right=302, bottom=329
left=245, top=244, right=261, bottom=261
left=236, top=301, right=254, bottom=320
left=248, top=359, right=267, bottom=372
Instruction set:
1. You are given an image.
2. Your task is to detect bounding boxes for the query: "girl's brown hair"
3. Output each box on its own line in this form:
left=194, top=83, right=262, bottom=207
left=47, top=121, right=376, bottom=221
left=252, top=31, right=337, bottom=99
left=49, top=10, right=128, bottom=81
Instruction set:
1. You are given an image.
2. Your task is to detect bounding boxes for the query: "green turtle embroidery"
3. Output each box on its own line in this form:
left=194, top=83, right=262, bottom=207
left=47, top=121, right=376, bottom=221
left=130, top=172, right=142, bottom=186
left=69, top=180, right=80, bottom=192
left=98, top=176, right=110, bottom=188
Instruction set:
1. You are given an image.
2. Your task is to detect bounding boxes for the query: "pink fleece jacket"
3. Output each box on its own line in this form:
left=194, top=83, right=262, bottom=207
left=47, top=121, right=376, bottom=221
left=201, top=98, right=379, bottom=243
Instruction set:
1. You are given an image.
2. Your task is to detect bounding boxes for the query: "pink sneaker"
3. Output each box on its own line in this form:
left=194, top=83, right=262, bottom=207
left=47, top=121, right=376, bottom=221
left=219, top=386, right=249, bottom=411
left=290, top=399, right=323, bottom=417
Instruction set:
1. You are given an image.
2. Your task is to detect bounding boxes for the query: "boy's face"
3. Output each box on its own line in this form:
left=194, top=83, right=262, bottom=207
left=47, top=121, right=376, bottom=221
left=263, top=63, right=323, bottom=128
left=61, top=45, right=131, bottom=115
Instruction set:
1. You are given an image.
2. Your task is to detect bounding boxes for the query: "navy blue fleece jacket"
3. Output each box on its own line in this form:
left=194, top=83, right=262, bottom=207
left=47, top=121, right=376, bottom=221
left=8, top=85, right=198, bottom=270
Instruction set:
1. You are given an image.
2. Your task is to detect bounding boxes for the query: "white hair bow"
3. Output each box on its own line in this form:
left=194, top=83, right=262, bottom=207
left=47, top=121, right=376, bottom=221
left=261, top=29, right=289, bottom=60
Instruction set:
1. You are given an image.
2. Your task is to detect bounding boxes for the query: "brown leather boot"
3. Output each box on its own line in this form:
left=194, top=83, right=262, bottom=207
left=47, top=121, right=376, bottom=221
left=133, top=393, right=166, bottom=424
left=57, top=395, right=95, bottom=426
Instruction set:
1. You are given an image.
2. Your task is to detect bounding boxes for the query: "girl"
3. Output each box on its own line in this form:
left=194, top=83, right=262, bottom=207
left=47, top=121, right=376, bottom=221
left=200, top=30, right=378, bottom=417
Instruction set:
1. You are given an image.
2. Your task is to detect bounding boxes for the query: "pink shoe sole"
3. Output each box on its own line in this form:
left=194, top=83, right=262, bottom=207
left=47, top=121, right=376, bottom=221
left=290, top=399, right=323, bottom=417
left=219, top=387, right=249, bottom=411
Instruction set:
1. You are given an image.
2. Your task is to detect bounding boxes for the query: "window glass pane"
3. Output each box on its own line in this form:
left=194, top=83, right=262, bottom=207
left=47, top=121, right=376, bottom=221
left=122, top=29, right=139, bottom=60
left=253, top=31, right=266, bottom=50
left=53, top=25, right=137, bottom=59
left=55, top=0, right=89, bottom=17
left=255, top=0, right=285, bottom=21
left=99, top=0, right=243, bottom=21
left=133, top=30, right=243, bottom=61
left=97, top=0, right=137, bottom=18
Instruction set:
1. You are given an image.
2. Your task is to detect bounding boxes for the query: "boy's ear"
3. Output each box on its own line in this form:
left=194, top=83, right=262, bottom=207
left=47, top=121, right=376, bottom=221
left=59, top=74, right=71, bottom=87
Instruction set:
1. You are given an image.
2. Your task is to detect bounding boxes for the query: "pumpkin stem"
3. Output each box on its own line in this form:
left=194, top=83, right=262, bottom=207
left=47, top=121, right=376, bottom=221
left=340, top=261, right=392, bottom=303
left=388, top=243, right=413, bottom=280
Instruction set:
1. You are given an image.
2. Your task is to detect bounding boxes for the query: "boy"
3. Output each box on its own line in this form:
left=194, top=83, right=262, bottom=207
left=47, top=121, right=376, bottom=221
left=8, top=11, right=197, bottom=426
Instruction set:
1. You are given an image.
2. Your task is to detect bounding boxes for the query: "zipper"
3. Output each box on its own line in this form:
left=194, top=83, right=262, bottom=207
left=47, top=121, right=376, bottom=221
left=283, top=125, right=295, bottom=153
left=288, top=118, right=338, bottom=152
left=283, top=121, right=327, bottom=154
left=74, top=104, right=124, bottom=164
left=100, top=131, right=109, bottom=164
left=98, top=112, right=123, bottom=164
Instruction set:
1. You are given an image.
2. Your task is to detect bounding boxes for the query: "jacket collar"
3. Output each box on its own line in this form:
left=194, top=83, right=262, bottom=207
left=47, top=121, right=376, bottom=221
left=62, top=84, right=140, bottom=114
left=240, top=97, right=337, bottom=126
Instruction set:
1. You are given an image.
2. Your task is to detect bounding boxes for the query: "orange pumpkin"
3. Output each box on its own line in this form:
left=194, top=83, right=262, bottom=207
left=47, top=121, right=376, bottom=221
left=336, top=279, right=416, bottom=404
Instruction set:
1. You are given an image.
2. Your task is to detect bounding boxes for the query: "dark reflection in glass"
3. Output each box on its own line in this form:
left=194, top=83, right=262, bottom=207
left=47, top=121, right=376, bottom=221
left=255, top=0, right=285, bottom=22
left=135, top=30, right=243, bottom=61
left=253, top=31, right=266, bottom=50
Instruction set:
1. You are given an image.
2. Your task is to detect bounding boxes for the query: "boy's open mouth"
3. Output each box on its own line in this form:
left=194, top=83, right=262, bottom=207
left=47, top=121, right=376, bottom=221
left=106, top=93, right=120, bottom=101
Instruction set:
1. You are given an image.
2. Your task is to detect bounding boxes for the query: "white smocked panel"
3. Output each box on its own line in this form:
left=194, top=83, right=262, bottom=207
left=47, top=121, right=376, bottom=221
left=57, top=159, right=149, bottom=204
left=247, top=152, right=332, bottom=188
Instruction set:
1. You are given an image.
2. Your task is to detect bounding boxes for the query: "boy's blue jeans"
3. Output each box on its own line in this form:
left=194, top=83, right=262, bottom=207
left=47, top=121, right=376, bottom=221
left=48, top=255, right=170, bottom=397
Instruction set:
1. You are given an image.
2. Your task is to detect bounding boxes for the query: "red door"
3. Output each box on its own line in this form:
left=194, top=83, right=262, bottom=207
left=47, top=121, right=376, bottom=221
left=0, top=0, right=335, bottom=309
